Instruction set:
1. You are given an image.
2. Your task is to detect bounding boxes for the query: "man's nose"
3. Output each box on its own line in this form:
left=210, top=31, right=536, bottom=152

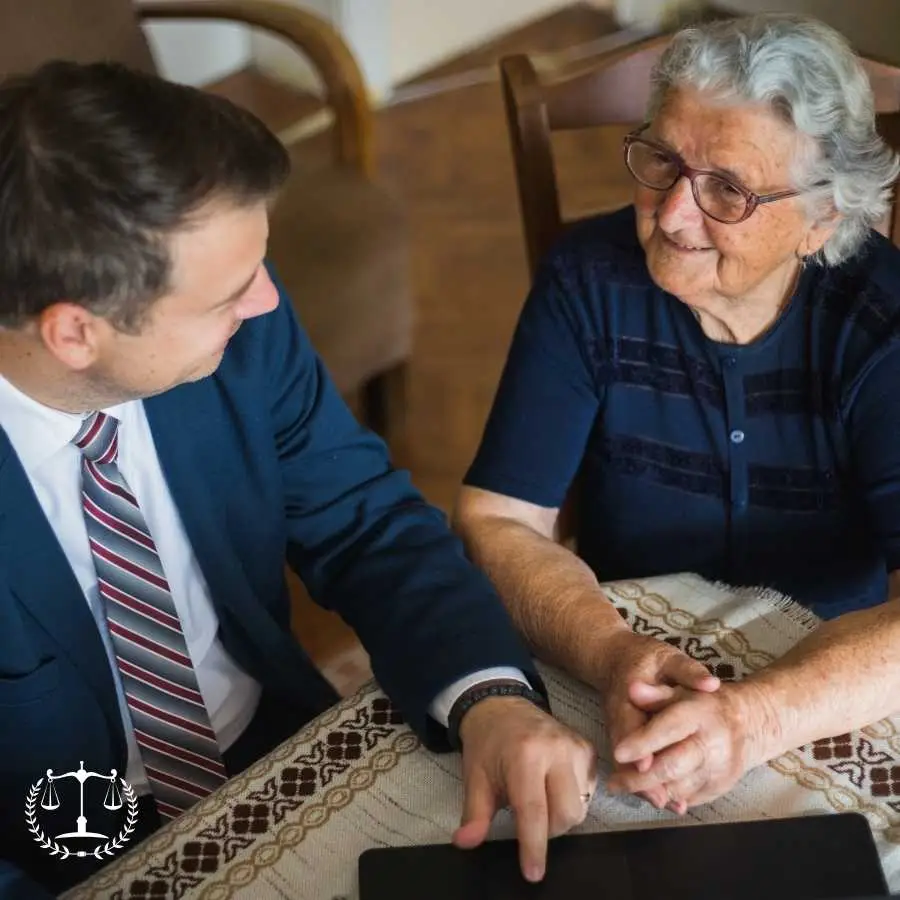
left=236, top=267, right=279, bottom=321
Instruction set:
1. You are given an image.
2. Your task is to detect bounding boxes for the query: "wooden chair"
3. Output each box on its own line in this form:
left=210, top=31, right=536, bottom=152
left=499, top=33, right=900, bottom=543
left=500, top=33, right=900, bottom=280
left=0, top=0, right=412, bottom=441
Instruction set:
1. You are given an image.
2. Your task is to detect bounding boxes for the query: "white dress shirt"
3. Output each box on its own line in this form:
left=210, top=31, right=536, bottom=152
left=0, top=375, right=527, bottom=794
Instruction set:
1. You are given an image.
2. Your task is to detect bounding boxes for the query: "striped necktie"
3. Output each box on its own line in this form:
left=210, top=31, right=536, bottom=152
left=72, top=411, right=227, bottom=819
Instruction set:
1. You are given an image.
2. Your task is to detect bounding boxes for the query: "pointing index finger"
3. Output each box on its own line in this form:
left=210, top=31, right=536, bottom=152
left=507, top=769, right=550, bottom=882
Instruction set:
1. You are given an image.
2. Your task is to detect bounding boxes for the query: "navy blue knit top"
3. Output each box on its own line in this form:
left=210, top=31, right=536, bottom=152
left=465, top=206, right=900, bottom=619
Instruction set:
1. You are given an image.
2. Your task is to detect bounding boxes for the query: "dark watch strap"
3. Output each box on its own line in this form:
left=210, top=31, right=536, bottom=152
left=446, top=679, right=551, bottom=751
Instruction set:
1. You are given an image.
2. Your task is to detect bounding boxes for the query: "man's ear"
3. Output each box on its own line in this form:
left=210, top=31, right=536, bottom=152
left=37, top=303, right=104, bottom=371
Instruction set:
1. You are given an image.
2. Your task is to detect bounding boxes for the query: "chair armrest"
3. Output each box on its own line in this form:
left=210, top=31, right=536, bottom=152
left=137, top=0, right=374, bottom=177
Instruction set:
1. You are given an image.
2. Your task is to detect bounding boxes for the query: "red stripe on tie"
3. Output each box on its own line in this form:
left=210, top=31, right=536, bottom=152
left=85, top=459, right=139, bottom=507
left=101, top=580, right=180, bottom=632
left=156, top=799, right=185, bottom=820
left=117, top=657, right=204, bottom=706
left=144, top=765, right=211, bottom=801
left=84, top=496, right=155, bottom=551
left=97, top=430, right=118, bottom=465
left=90, top=539, right=169, bottom=591
left=127, top=694, right=218, bottom=742
left=76, top=414, right=105, bottom=450
left=108, top=621, right=192, bottom=669
left=134, top=729, right=227, bottom=778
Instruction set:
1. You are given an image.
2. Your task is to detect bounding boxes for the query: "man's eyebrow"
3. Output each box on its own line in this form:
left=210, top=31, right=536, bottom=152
left=216, top=268, right=260, bottom=308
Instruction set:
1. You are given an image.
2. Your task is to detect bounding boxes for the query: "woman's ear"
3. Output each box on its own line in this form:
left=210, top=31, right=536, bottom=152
left=798, top=205, right=841, bottom=259
left=38, top=302, right=103, bottom=371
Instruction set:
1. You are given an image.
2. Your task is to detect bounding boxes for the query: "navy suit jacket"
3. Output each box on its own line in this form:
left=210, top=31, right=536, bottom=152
left=0, top=277, right=539, bottom=897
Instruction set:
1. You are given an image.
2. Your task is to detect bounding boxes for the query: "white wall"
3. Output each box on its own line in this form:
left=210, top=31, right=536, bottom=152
left=386, top=0, right=575, bottom=84
left=142, top=19, right=251, bottom=86
left=250, top=0, right=338, bottom=93
left=613, top=0, right=679, bottom=27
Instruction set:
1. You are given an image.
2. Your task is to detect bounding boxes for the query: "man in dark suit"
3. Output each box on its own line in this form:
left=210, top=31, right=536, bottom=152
left=0, top=61, right=597, bottom=898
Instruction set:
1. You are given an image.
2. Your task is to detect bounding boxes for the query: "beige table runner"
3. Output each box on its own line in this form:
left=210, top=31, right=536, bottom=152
left=65, top=573, right=900, bottom=899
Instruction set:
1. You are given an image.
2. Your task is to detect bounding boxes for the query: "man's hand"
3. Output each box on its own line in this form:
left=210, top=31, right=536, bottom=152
left=452, top=697, right=597, bottom=883
left=606, top=680, right=778, bottom=809
left=594, top=631, right=720, bottom=809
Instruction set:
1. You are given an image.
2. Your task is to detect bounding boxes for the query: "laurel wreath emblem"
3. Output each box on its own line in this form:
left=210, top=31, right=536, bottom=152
left=25, top=778, right=138, bottom=861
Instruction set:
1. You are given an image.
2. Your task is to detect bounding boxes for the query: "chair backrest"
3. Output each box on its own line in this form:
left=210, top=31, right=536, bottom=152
left=0, top=0, right=157, bottom=79
left=500, top=33, right=900, bottom=280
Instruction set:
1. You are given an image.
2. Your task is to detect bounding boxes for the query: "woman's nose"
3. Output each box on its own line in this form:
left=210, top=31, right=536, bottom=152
left=657, top=175, right=704, bottom=231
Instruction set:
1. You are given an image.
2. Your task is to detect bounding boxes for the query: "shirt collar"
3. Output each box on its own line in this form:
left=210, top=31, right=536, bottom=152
left=0, top=375, right=132, bottom=476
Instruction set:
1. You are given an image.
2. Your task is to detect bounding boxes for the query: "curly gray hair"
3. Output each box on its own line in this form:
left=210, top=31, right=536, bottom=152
left=647, top=13, right=900, bottom=266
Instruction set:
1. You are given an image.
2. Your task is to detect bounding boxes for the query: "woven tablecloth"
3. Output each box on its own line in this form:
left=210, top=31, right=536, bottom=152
left=64, top=573, right=900, bottom=899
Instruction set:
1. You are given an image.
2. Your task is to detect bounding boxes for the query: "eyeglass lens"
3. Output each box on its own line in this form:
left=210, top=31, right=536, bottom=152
left=626, top=141, right=749, bottom=223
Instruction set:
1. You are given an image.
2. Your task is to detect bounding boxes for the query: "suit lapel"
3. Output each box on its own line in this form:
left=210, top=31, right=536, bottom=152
left=0, top=435, right=123, bottom=743
left=144, top=382, right=243, bottom=606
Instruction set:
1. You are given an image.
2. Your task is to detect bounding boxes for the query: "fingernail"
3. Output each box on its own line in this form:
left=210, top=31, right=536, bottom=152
left=526, top=865, right=544, bottom=883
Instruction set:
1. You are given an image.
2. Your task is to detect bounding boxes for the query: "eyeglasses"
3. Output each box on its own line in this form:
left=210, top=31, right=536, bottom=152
left=623, top=128, right=815, bottom=224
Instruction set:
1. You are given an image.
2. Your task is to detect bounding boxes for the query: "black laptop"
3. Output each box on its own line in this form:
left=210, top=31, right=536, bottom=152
left=359, top=813, right=889, bottom=899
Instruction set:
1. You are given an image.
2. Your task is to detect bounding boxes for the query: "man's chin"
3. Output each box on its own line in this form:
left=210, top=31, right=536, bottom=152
left=190, top=349, right=229, bottom=382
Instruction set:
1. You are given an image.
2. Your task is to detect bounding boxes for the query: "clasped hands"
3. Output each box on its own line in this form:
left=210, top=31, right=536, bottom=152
left=448, top=631, right=776, bottom=885
left=597, top=629, right=774, bottom=812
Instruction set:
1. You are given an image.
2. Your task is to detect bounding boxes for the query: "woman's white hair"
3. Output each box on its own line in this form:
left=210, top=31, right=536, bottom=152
left=647, top=13, right=900, bottom=266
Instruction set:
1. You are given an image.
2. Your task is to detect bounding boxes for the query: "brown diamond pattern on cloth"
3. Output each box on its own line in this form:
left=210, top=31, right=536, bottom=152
left=181, top=841, right=220, bottom=874
left=280, top=766, right=318, bottom=797
left=124, top=880, right=168, bottom=899
left=327, top=731, right=363, bottom=761
left=813, top=734, right=854, bottom=761
left=372, top=697, right=405, bottom=726
left=232, top=803, right=270, bottom=835
left=872, top=766, right=900, bottom=798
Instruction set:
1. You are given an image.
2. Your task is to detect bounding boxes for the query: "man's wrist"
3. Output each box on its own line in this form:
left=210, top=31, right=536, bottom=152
left=457, top=695, right=544, bottom=747
left=429, top=667, right=530, bottom=727
left=447, top=680, right=550, bottom=751
left=589, top=622, right=634, bottom=693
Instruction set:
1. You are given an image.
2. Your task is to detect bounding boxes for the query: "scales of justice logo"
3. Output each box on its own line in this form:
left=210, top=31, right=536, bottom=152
left=25, top=762, right=139, bottom=861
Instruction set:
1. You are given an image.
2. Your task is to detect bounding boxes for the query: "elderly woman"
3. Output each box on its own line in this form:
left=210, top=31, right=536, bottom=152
left=454, top=13, right=900, bottom=813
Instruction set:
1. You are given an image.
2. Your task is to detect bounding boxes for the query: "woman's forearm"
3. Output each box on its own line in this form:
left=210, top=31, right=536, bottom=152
left=744, top=596, right=900, bottom=760
left=454, top=513, right=629, bottom=689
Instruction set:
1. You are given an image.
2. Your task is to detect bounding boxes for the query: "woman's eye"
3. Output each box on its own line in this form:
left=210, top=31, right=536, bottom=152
left=713, top=179, right=743, bottom=198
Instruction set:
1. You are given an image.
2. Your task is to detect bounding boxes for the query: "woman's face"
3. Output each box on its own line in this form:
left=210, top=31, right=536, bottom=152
left=634, top=87, right=834, bottom=310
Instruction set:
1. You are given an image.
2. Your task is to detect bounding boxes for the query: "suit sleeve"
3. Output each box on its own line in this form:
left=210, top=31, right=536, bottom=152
left=260, top=271, right=543, bottom=749
left=0, top=861, right=55, bottom=900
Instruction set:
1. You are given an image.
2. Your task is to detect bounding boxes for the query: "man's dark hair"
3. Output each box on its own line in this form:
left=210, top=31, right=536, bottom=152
left=0, top=60, right=291, bottom=331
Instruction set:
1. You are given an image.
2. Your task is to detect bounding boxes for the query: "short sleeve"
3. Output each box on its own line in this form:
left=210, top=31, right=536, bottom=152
left=846, top=345, right=900, bottom=571
left=464, top=250, right=601, bottom=508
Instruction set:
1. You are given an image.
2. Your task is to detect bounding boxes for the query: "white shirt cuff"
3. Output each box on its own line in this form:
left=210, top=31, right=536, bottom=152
left=428, top=667, right=531, bottom=727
